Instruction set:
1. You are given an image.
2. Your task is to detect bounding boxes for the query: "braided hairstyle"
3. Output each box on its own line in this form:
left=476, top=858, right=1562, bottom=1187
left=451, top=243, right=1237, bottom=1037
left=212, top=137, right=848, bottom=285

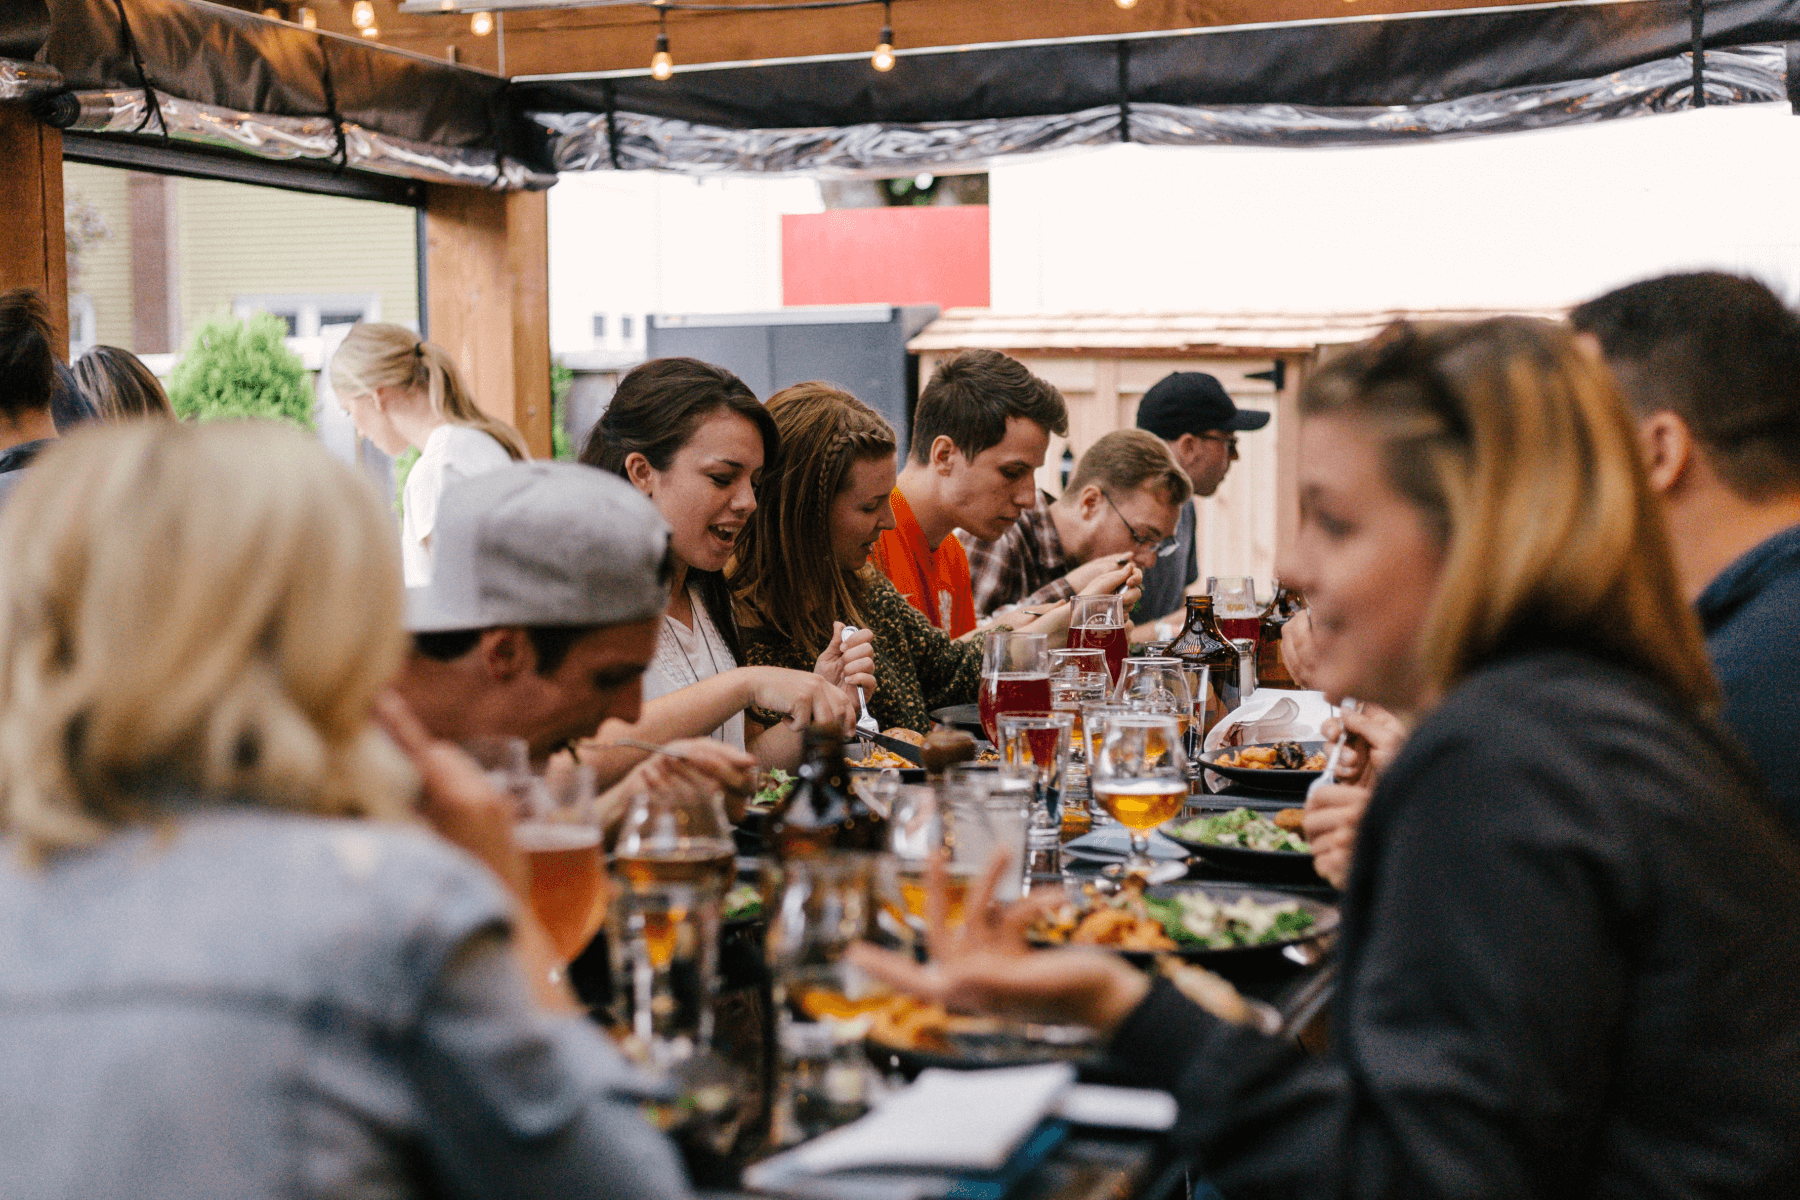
left=728, top=382, right=897, bottom=663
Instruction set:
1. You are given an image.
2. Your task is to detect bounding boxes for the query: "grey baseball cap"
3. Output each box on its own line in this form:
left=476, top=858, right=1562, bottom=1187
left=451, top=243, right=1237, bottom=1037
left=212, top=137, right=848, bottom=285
left=406, top=461, right=673, bottom=633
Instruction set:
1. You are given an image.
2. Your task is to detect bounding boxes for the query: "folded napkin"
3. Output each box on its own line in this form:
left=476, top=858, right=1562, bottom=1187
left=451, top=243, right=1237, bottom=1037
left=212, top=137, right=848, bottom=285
left=1205, top=689, right=1334, bottom=752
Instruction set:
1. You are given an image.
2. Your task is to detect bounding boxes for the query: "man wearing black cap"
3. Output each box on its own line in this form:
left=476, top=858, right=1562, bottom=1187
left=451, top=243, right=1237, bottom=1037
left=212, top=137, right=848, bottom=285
left=1131, top=371, right=1270, bottom=628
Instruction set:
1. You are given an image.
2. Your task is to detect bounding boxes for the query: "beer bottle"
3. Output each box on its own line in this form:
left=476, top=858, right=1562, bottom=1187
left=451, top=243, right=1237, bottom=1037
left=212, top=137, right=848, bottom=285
left=1169, top=594, right=1236, bottom=710
left=1256, top=583, right=1305, bottom=688
left=769, top=726, right=886, bottom=857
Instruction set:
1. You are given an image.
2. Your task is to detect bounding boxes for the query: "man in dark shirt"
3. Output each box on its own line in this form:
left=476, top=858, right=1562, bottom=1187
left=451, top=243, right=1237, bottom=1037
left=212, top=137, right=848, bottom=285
left=1572, top=273, right=1800, bottom=830
left=0, top=288, right=62, bottom=505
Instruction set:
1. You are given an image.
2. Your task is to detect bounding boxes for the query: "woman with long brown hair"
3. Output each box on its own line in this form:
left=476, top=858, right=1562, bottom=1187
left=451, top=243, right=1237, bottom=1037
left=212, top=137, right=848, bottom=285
left=329, top=323, right=528, bottom=587
left=854, top=318, right=1800, bottom=1197
left=730, top=383, right=975, bottom=733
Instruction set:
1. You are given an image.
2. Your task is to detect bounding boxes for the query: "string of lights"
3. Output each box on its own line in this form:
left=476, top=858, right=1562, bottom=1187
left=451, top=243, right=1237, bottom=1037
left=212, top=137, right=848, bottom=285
left=633, top=0, right=899, bottom=77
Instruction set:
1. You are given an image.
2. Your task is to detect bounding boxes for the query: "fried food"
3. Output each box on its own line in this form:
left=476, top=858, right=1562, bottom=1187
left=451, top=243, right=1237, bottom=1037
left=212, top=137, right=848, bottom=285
left=1273, top=808, right=1305, bottom=832
left=882, top=727, right=926, bottom=746
left=1216, top=741, right=1327, bottom=771
left=865, top=994, right=1001, bottom=1052
left=850, top=745, right=911, bottom=769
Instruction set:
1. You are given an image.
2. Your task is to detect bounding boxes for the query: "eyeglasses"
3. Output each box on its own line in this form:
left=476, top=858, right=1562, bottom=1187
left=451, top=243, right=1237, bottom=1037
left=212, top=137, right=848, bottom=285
left=1100, top=490, right=1181, bottom=557
left=1197, top=432, right=1240, bottom=459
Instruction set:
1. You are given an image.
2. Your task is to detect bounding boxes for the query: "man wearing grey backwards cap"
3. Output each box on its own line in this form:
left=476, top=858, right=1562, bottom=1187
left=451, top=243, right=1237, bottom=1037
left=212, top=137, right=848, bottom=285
left=396, top=462, right=751, bottom=797
left=1131, top=371, right=1271, bottom=629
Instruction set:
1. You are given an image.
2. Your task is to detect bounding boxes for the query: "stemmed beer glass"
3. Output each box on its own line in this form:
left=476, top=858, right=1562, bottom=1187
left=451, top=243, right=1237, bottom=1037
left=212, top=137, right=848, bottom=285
left=1089, top=712, right=1189, bottom=879
left=979, top=630, right=1050, bottom=745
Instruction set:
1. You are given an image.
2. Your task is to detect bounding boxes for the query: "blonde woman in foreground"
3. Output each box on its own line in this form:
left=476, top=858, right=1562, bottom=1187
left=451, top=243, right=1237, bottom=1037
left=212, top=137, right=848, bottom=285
left=330, top=322, right=528, bottom=586
left=854, top=319, right=1800, bottom=1198
left=0, top=422, right=689, bottom=1200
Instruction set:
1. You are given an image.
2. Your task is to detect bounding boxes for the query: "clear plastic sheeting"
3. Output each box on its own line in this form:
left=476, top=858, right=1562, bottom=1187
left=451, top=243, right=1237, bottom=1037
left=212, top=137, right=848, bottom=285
left=535, top=45, right=1789, bottom=177
left=49, top=88, right=556, bottom=191
left=0, top=57, right=62, bottom=101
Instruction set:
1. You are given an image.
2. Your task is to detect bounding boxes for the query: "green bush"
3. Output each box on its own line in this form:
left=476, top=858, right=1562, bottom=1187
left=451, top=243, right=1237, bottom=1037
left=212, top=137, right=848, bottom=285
left=551, top=358, right=574, bottom=460
left=167, top=312, right=314, bottom=429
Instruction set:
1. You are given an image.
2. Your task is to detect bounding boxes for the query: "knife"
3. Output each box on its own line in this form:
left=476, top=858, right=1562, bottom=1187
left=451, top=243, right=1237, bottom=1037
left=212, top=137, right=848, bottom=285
left=853, top=728, right=925, bottom=766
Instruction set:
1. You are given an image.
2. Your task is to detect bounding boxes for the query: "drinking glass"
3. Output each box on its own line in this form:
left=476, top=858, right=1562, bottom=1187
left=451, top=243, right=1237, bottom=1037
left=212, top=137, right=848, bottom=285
left=1049, top=649, right=1108, bottom=758
left=882, top=785, right=975, bottom=934
left=1090, top=712, right=1190, bottom=879
left=1067, top=593, right=1130, bottom=685
left=978, top=630, right=1051, bottom=745
left=515, top=759, right=606, bottom=965
left=1116, top=656, right=1193, bottom=737
left=607, top=779, right=735, bottom=1063
left=998, top=711, right=1077, bottom=859
left=1078, top=701, right=1135, bottom=817
left=1209, top=575, right=1262, bottom=646
left=942, top=769, right=1032, bottom=903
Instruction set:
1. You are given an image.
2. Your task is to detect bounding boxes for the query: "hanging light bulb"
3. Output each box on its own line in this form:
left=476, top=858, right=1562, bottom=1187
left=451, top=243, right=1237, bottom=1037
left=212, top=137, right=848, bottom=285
left=361, top=24, right=379, bottom=37
left=650, top=6, right=674, bottom=80
left=298, top=5, right=317, bottom=28
left=351, top=0, right=375, bottom=28
left=1115, top=0, right=1140, bottom=8
left=470, top=10, right=493, bottom=35
left=871, top=1, right=894, bottom=72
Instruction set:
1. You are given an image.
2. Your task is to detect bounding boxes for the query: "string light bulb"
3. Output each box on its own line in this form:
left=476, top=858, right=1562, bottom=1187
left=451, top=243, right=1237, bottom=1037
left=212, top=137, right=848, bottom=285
left=351, top=0, right=375, bottom=28
left=871, top=1, right=894, bottom=72
left=470, top=10, right=493, bottom=35
left=1115, top=0, right=1139, bottom=8
left=650, top=5, right=673, bottom=81
left=298, top=5, right=317, bottom=28
left=361, top=24, right=379, bottom=37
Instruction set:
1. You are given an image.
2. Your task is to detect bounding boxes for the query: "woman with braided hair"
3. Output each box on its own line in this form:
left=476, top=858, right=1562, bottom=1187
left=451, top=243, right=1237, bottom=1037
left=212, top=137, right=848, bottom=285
left=732, top=383, right=1096, bottom=734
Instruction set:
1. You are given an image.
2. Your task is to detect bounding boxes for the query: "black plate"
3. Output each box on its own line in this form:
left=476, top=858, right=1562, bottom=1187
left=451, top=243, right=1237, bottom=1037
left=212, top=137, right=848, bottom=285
left=930, top=704, right=984, bottom=736
left=864, top=1022, right=1103, bottom=1078
left=1161, top=811, right=1321, bottom=882
left=1035, top=881, right=1337, bottom=965
left=1197, top=741, right=1327, bottom=795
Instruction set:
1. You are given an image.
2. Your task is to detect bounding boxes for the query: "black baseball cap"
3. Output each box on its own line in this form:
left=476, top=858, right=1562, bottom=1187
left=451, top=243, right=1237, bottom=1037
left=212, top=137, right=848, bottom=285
left=1135, top=372, right=1271, bottom=439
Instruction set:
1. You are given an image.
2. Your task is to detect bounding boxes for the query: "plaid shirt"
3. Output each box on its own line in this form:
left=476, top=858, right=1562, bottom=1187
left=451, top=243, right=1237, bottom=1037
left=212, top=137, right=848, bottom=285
left=958, top=491, right=1078, bottom=619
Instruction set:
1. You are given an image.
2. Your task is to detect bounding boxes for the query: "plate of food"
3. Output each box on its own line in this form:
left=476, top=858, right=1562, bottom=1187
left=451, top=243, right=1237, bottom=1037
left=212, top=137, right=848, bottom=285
left=1029, top=877, right=1336, bottom=967
left=1197, top=740, right=1327, bottom=794
left=1161, top=807, right=1321, bottom=881
left=859, top=993, right=1103, bottom=1076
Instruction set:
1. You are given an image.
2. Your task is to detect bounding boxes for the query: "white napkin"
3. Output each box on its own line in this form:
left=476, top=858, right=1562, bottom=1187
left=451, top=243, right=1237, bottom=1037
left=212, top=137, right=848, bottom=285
left=748, top=1063, right=1076, bottom=1183
left=1205, top=688, right=1335, bottom=752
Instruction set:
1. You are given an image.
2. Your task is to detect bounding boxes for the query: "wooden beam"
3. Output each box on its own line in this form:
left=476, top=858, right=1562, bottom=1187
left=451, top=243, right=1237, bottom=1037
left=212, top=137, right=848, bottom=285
left=424, top=185, right=554, bottom=458
left=0, top=104, right=68, bottom=357
left=342, top=0, right=1555, bottom=79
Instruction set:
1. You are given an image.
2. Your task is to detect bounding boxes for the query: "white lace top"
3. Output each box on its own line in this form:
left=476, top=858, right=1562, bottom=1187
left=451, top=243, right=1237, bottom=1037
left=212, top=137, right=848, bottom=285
left=641, top=585, right=745, bottom=751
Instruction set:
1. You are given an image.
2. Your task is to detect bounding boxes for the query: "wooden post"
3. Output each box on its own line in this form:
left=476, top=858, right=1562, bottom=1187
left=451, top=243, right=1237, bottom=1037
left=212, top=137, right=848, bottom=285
left=423, top=185, right=553, bottom=459
left=0, top=104, right=68, bottom=356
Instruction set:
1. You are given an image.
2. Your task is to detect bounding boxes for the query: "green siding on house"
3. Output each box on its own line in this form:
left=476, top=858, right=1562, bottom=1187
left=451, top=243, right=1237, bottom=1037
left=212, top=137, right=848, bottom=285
left=59, top=162, right=418, bottom=355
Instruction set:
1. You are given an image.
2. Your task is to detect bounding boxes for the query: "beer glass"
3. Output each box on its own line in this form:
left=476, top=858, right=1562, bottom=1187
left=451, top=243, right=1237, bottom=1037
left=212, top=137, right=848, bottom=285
left=1116, top=656, right=1193, bottom=742
left=1208, top=575, right=1262, bottom=646
left=942, top=769, right=1032, bottom=903
left=978, top=630, right=1050, bottom=745
left=1068, top=593, right=1130, bottom=685
left=1090, top=712, right=1189, bottom=879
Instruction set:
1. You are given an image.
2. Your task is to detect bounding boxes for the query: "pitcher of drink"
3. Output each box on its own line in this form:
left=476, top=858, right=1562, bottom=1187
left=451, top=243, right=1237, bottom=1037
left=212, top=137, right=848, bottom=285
left=608, top=780, right=736, bottom=1063
left=978, top=630, right=1050, bottom=745
left=1068, top=593, right=1130, bottom=686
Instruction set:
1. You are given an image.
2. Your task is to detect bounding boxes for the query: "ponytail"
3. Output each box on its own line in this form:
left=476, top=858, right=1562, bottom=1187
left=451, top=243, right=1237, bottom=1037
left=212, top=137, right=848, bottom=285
left=328, top=323, right=529, bottom=461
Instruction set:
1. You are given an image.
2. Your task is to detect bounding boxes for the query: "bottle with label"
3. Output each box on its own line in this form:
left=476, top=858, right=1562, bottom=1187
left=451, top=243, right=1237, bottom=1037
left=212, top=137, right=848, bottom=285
left=769, top=726, right=886, bottom=858
left=1169, top=594, right=1238, bottom=730
left=1256, top=583, right=1306, bottom=688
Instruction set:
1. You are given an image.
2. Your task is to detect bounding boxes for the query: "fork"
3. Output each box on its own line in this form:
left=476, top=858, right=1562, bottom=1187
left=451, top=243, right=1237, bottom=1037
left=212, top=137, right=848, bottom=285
left=841, top=624, right=880, bottom=739
left=1305, top=697, right=1360, bottom=802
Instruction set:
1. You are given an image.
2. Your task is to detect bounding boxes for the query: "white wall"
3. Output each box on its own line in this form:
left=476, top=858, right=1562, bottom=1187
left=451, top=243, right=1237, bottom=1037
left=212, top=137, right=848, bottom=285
left=989, top=103, right=1800, bottom=315
left=547, top=171, right=823, bottom=357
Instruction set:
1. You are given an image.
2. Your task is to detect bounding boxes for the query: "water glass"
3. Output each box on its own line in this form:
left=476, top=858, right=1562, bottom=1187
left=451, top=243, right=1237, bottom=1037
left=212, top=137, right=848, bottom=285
left=942, top=769, right=1032, bottom=903
left=606, top=780, right=734, bottom=1063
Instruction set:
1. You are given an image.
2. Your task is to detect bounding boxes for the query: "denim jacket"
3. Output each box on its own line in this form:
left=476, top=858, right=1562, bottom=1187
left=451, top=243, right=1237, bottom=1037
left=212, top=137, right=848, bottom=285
left=0, top=807, right=690, bottom=1200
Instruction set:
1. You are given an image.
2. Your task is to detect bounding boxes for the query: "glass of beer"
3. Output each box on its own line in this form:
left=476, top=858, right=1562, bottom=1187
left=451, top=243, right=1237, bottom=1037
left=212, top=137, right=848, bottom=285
left=1068, top=593, right=1130, bottom=686
left=1116, top=656, right=1193, bottom=743
left=978, top=630, right=1051, bottom=745
left=1090, top=712, right=1190, bottom=879
left=997, top=710, right=1077, bottom=840
left=883, top=785, right=973, bottom=934
left=1208, top=575, right=1263, bottom=646
left=608, top=780, right=736, bottom=1062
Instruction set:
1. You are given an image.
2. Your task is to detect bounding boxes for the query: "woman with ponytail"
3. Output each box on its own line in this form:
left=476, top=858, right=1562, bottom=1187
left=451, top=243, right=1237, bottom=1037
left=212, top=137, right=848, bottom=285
left=329, top=323, right=527, bottom=587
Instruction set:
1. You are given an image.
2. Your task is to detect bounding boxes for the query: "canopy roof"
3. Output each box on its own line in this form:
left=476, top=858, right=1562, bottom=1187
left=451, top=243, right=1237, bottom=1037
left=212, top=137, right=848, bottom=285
left=6, top=0, right=1799, bottom=191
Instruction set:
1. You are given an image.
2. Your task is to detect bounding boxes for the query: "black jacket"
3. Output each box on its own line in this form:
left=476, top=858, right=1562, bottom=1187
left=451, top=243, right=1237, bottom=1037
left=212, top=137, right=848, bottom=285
left=1110, top=648, right=1800, bottom=1199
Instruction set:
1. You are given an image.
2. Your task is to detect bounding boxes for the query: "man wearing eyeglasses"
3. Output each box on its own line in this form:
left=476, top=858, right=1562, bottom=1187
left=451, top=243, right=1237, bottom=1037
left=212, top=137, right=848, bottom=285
left=961, top=428, right=1189, bottom=619
left=1130, top=371, right=1271, bottom=630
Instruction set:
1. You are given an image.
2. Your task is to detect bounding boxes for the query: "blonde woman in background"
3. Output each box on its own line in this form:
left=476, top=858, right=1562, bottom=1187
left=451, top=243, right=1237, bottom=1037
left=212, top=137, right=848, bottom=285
left=329, top=323, right=528, bottom=586
left=71, top=345, right=174, bottom=420
left=0, top=421, right=689, bottom=1199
